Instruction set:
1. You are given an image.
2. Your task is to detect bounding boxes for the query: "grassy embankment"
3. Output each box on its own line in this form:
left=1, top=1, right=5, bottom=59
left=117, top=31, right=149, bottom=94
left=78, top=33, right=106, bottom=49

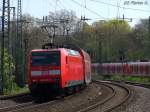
left=92, top=72, right=150, bottom=84
left=3, top=83, right=29, bottom=95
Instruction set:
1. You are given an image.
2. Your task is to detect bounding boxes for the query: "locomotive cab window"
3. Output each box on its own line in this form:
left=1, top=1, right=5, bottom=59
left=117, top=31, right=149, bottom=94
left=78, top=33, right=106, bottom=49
left=31, top=51, right=60, bottom=66
left=66, top=49, right=80, bottom=56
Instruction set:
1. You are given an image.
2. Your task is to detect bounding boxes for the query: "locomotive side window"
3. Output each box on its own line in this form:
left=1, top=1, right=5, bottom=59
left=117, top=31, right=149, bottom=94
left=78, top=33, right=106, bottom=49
left=31, top=51, right=60, bottom=66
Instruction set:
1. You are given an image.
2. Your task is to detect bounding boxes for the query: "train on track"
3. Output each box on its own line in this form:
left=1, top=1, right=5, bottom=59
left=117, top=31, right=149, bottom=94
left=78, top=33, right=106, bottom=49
left=28, top=43, right=91, bottom=97
left=92, top=62, right=150, bottom=76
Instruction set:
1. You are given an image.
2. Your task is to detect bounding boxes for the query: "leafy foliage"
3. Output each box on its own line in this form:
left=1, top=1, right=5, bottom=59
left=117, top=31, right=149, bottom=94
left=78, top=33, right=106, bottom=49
left=3, top=49, right=10, bottom=93
left=2, top=49, right=14, bottom=93
left=23, top=11, right=149, bottom=63
left=71, top=19, right=149, bottom=62
left=110, top=75, right=150, bottom=84
left=1, top=49, right=27, bottom=94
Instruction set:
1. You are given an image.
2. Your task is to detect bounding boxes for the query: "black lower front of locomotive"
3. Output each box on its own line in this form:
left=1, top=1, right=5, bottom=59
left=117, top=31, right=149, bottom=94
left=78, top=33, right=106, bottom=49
left=29, top=83, right=63, bottom=99
left=29, top=82, right=87, bottom=101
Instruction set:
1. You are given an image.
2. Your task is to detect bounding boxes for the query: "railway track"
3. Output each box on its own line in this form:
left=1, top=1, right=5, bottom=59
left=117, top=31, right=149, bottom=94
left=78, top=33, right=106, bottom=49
left=105, top=79, right=150, bottom=89
left=0, top=92, right=30, bottom=100
left=0, top=92, right=34, bottom=112
left=0, top=89, right=81, bottom=112
left=7, top=93, right=78, bottom=112
left=0, top=101, right=34, bottom=112
left=0, top=95, right=66, bottom=112
left=0, top=82, right=108, bottom=112
left=0, top=81, right=132, bottom=112
left=77, top=80, right=131, bottom=112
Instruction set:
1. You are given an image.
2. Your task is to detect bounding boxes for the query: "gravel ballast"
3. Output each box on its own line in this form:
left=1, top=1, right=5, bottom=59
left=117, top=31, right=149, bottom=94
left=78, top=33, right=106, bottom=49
left=13, top=83, right=113, bottom=112
left=111, top=85, right=150, bottom=112
left=0, top=94, right=33, bottom=108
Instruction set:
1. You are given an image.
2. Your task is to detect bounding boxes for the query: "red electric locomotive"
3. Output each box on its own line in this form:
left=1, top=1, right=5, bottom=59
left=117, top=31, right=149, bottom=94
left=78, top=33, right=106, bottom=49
left=28, top=44, right=91, bottom=97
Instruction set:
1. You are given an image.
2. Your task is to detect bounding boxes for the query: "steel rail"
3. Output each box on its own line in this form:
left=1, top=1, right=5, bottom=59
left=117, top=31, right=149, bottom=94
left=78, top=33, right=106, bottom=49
left=1, top=82, right=115, bottom=112
left=0, top=81, right=133, bottom=112
left=0, top=101, right=34, bottom=112
left=0, top=92, right=30, bottom=100
left=0, top=92, right=33, bottom=112
left=8, top=93, right=78, bottom=112
left=0, top=83, right=87, bottom=112
left=101, top=80, right=131, bottom=112
left=77, top=80, right=131, bottom=112
left=105, top=79, right=150, bottom=89
left=77, top=80, right=116, bottom=112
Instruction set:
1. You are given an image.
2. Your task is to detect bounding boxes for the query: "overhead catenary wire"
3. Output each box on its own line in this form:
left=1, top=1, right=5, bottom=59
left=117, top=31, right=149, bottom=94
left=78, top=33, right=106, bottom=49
left=25, top=0, right=30, bottom=12
left=84, top=0, right=87, bottom=8
left=46, top=0, right=49, bottom=15
left=55, top=0, right=59, bottom=14
left=58, top=0, right=67, bottom=10
left=42, top=0, right=44, bottom=16
left=57, top=0, right=71, bottom=11
left=0, top=1, right=2, bottom=14
left=46, top=0, right=67, bottom=13
left=90, top=0, right=150, bottom=13
left=11, top=0, right=13, bottom=7
left=83, top=0, right=86, bottom=16
left=116, top=2, right=119, bottom=18
left=91, top=17, right=148, bottom=21
left=46, top=0, right=56, bottom=13
left=83, top=0, right=87, bottom=17
left=116, top=0, right=121, bottom=19
left=45, top=0, right=48, bottom=15
left=107, top=0, right=110, bottom=19
left=71, top=0, right=106, bottom=19
left=42, top=0, right=49, bottom=16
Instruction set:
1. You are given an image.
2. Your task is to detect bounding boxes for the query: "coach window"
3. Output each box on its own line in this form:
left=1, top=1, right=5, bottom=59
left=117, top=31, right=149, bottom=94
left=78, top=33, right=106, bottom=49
left=117, top=66, right=119, bottom=72
left=145, top=65, right=148, bottom=74
left=107, top=66, right=110, bottom=73
left=140, top=65, right=143, bottom=73
left=131, top=65, right=133, bottom=73
left=136, top=65, right=139, bottom=74
left=133, top=65, right=136, bottom=73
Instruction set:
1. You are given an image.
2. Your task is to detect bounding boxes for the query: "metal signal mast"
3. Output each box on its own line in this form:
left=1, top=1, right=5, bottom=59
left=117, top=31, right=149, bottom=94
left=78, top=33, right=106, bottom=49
left=0, top=0, right=11, bottom=94
left=15, top=0, right=25, bottom=87
left=0, top=0, right=16, bottom=94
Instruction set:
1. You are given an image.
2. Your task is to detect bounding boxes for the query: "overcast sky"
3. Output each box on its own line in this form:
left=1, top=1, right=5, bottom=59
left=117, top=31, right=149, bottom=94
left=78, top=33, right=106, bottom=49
left=1, top=0, right=150, bottom=26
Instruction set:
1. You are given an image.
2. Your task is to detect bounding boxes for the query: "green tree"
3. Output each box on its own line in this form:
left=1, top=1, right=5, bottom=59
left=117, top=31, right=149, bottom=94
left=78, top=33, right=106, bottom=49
left=1, top=49, right=15, bottom=94
left=92, top=20, right=131, bottom=62
left=127, top=18, right=149, bottom=60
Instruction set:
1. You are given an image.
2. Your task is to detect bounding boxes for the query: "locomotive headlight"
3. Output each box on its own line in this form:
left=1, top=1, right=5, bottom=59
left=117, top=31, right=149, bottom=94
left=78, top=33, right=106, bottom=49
left=49, top=70, right=60, bottom=75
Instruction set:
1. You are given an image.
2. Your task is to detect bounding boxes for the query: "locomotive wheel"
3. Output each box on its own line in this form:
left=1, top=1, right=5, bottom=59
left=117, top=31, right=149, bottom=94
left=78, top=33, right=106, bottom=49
left=73, top=86, right=79, bottom=93
left=65, top=87, right=74, bottom=95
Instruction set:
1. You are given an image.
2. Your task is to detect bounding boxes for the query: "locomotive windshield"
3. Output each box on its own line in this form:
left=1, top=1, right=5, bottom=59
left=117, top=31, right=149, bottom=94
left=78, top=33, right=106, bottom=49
left=31, top=51, right=60, bottom=66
